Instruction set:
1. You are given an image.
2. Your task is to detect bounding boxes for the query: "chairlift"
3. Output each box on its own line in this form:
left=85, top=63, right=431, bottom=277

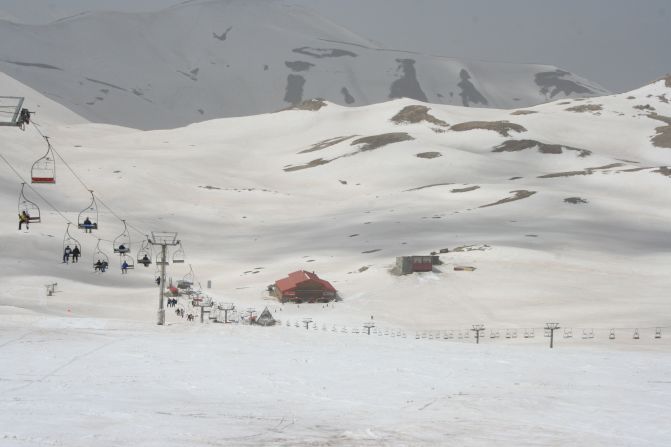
left=177, top=264, right=195, bottom=289
left=92, top=239, right=109, bottom=273
left=113, top=220, right=131, bottom=253
left=563, top=328, right=573, bottom=339
left=18, top=183, right=41, bottom=223
left=655, top=327, right=662, bottom=339
left=633, top=328, right=640, bottom=340
left=77, top=190, right=98, bottom=232
left=137, top=238, right=153, bottom=267
left=609, top=329, right=616, bottom=340
left=62, top=223, right=81, bottom=260
left=172, top=242, right=185, bottom=264
left=120, top=253, right=135, bottom=271
left=31, top=136, right=56, bottom=184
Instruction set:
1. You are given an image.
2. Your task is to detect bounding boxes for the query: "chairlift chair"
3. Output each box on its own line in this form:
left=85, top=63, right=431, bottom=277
left=633, top=329, right=640, bottom=340
left=31, top=136, right=56, bottom=184
left=92, top=239, right=110, bottom=273
left=77, top=190, right=99, bottom=232
left=655, top=328, right=662, bottom=339
left=18, top=183, right=41, bottom=223
left=609, top=329, right=616, bottom=340
left=177, top=264, right=195, bottom=289
left=62, top=223, right=81, bottom=260
left=137, top=238, right=153, bottom=267
left=172, top=242, right=185, bottom=264
left=113, top=220, right=131, bottom=253
left=121, top=254, right=135, bottom=270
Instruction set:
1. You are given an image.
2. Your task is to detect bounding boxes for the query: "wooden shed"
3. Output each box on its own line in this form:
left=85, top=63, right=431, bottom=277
left=273, top=270, right=337, bottom=303
left=395, top=255, right=441, bottom=275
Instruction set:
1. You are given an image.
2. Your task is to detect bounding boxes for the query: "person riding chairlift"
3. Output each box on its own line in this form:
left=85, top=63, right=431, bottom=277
left=141, top=254, right=150, bottom=266
left=71, top=246, right=81, bottom=263
left=18, top=211, right=30, bottom=230
left=83, top=217, right=93, bottom=233
left=121, top=260, right=129, bottom=274
left=63, top=245, right=72, bottom=263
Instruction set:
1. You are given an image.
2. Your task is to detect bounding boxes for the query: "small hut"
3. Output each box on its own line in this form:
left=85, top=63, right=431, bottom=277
left=272, top=270, right=337, bottom=303
left=255, top=307, right=276, bottom=326
left=394, top=255, right=441, bottom=275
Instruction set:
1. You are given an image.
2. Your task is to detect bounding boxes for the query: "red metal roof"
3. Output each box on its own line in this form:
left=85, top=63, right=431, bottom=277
left=275, top=270, right=336, bottom=293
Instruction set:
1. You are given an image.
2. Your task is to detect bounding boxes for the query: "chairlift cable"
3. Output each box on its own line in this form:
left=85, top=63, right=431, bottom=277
left=29, top=121, right=149, bottom=237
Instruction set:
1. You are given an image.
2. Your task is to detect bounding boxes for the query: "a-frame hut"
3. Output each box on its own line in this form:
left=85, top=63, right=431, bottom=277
left=255, top=307, right=276, bottom=326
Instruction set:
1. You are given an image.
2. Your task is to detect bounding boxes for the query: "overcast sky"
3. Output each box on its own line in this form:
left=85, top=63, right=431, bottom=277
left=1, top=0, right=669, bottom=92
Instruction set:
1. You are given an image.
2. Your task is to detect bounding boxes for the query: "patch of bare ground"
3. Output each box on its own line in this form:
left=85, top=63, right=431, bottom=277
left=480, top=190, right=536, bottom=208
left=647, top=114, right=671, bottom=148
left=654, top=167, right=671, bottom=177
left=538, top=163, right=625, bottom=178
left=391, top=105, right=448, bottom=127
left=493, top=139, right=591, bottom=157
left=510, top=110, right=538, bottom=115
left=634, top=104, right=656, bottom=111
left=405, top=182, right=453, bottom=192
left=452, top=244, right=491, bottom=252
left=626, top=96, right=636, bottom=100
left=284, top=98, right=328, bottom=111
left=351, top=133, right=414, bottom=152
left=299, top=135, right=357, bottom=154
left=284, top=158, right=330, bottom=172
left=284, top=133, right=414, bottom=171
left=451, top=186, right=480, bottom=193
left=566, top=104, right=603, bottom=113
left=416, top=152, right=442, bottom=159
left=662, top=74, right=671, bottom=88
left=658, top=94, right=669, bottom=104
left=451, top=121, right=527, bottom=137
left=564, top=197, right=588, bottom=204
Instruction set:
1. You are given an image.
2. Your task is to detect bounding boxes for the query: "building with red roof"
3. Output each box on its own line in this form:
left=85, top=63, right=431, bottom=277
left=272, top=270, right=337, bottom=303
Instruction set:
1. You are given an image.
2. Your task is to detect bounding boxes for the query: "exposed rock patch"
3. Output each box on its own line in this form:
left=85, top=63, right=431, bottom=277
left=285, top=133, right=413, bottom=171
left=566, top=104, right=603, bottom=113
left=511, top=110, right=538, bottom=115
left=341, top=87, right=355, bottom=104
left=212, top=26, right=232, bottom=41
left=416, top=152, right=442, bottom=159
left=538, top=163, right=624, bottom=178
left=285, top=61, right=315, bottom=72
left=391, top=105, right=448, bottom=127
left=654, top=167, right=671, bottom=177
left=457, top=69, right=488, bottom=107
left=451, top=186, right=480, bottom=193
left=493, top=140, right=591, bottom=157
left=389, top=59, right=428, bottom=102
left=350, top=133, right=414, bottom=152
left=564, top=197, right=588, bottom=204
left=451, top=120, right=527, bottom=137
left=286, top=98, right=328, bottom=111
left=480, top=190, right=536, bottom=208
left=293, top=47, right=357, bottom=58
left=284, top=74, right=306, bottom=104
left=3, top=60, right=62, bottom=70
left=300, top=135, right=357, bottom=154
left=535, top=70, right=594, bottom=98
left=405, top=182, right=453, bottom=192
left=647, top=114, right=671, bottom=148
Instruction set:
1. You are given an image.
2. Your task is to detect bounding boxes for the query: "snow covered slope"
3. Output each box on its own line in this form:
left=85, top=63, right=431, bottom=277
left=1, top=72, right=670, bottom=446
left=0, top=73, right=669, bottom=330
left=0, top=0, right=608, bottom=129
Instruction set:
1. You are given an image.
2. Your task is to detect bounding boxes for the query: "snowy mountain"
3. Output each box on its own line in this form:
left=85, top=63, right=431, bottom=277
left=1, top=69, right=670, bottom=445
left=0, top=0, right=609, bottom=130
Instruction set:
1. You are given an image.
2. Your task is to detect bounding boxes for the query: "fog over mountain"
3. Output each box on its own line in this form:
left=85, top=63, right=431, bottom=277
left=1, top=0, right=668, bottom=93
left=0, top=0, right=608, bottom=129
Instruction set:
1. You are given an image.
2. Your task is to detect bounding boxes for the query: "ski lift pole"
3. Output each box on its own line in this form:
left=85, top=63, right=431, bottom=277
left=158, top=243, right=167, bottom=325
left=148, top=232, right=179, bottom=325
